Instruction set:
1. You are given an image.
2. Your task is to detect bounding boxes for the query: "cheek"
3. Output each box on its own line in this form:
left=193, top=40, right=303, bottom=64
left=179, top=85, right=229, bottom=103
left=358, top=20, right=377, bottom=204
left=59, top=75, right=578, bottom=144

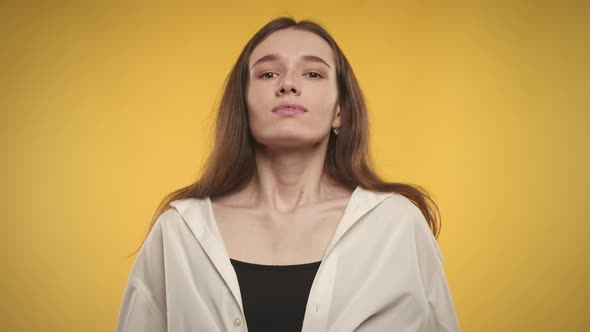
left=245, top=91, right=274, bottom=134
left=246, top=82, right=270, bottom=110
left=310, top=87, right=338, bottom=117
left=246, top=86, right=262, bottom=118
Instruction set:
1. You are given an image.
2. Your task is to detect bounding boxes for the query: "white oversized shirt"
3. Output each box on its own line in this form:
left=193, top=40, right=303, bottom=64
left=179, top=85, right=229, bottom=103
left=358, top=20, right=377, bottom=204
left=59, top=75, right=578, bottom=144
left=116, top=186, right=460, bottom=331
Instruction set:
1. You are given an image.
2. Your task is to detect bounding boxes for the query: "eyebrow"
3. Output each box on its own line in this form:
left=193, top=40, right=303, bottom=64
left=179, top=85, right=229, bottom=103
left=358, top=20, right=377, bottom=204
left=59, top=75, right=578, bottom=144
left=250, top=53, right=332, bottom=70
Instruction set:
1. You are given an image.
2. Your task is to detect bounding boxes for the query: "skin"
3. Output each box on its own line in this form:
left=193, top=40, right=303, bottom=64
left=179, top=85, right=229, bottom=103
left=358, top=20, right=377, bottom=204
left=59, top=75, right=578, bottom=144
left=246, top=28, right=340, bottom=151
left=211, top=28, right=354, bottom=265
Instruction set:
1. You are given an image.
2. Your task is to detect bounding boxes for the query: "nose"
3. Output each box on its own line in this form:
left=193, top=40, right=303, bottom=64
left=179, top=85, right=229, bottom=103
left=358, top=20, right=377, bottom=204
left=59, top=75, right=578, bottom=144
left=276, top=72, right=300, bottom=96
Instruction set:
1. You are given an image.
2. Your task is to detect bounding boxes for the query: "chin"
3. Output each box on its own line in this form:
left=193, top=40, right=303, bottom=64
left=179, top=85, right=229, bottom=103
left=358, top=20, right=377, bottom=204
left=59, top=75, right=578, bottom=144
left=254, top=134, right=324, bottom=150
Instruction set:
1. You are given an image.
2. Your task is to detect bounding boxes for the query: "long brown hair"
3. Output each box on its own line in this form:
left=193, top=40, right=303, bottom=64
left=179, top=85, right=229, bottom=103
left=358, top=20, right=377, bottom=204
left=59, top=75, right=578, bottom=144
left=130, top=16, right=441, bottom=256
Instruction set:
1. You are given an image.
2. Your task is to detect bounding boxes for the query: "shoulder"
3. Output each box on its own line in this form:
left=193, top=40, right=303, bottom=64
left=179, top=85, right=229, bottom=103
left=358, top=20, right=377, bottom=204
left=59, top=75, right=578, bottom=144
left=358, top=191, right=436, bottom=247
left=374, top=191, right=444, bottom=279
left=379, top=192, right=422, bottom=215
left=127, top=201, right=198, bottom=284
left=132, top=202, right=193, bottom=270
left=378, top=193, right=436, bottom=238
left=140, top=205, right=186, bottom=243
left=168, top=197, right=204, bottom=221
left=145, top=197, right=211, bottom=235
left=371, top=192, right=432, bottom=235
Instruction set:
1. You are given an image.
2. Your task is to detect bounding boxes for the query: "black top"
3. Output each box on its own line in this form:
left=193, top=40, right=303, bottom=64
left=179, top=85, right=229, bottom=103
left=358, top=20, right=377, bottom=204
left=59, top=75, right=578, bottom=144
left=230, top=258, right=322, bottom=332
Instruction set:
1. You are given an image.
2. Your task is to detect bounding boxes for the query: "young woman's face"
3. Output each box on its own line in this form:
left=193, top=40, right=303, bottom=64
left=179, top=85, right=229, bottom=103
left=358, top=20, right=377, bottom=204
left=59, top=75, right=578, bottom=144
left=246, top=28, right=340, bottom=149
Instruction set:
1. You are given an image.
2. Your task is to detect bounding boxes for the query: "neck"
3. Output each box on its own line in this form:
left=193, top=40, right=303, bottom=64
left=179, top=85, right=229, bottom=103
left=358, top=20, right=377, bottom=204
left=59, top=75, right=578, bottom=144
left=243, top=140, right=339, bottom=213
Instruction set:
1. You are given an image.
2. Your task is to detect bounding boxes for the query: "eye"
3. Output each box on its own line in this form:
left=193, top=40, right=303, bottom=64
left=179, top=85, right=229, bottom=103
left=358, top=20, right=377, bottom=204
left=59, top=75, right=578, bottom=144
left=305, top=72, right=323, bottom=79
left=259, top=72, right=277, bottom=79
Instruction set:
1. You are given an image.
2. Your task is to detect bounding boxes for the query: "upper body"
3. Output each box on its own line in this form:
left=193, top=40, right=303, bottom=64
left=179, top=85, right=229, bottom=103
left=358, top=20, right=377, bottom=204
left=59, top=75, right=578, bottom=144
left=117, top=17, right=460, bottom=332
left=115, top=185, right=460, bottom=331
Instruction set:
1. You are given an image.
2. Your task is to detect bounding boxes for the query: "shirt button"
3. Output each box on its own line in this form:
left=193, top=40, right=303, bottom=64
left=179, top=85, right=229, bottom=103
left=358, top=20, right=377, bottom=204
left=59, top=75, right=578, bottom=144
left=233, top=317, right=242, bottom=327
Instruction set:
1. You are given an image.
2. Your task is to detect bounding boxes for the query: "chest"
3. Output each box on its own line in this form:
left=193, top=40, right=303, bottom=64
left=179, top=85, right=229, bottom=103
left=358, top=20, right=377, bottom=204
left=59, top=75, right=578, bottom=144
left=211, top=200, right=348, bottom=265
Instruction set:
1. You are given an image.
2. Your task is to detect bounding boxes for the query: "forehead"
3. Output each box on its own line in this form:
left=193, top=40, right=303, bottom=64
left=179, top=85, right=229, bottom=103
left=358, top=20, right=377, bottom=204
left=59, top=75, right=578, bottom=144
left=249, top=28, right=335, bottom=68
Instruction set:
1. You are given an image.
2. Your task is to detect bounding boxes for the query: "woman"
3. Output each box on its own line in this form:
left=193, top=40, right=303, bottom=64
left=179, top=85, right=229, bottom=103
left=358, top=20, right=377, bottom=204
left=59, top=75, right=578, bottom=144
left=116, top=17, right=460, bottom=332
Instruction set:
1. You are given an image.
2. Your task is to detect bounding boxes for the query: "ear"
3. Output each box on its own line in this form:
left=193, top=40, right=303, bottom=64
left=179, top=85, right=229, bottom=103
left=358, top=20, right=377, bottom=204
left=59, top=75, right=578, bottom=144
left=332, top=104, right=341, bottom=128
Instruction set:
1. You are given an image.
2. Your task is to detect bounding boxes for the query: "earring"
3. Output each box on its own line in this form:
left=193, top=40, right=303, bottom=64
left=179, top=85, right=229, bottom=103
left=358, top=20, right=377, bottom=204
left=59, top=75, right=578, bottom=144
left=332, top=127, right=340, bottom=135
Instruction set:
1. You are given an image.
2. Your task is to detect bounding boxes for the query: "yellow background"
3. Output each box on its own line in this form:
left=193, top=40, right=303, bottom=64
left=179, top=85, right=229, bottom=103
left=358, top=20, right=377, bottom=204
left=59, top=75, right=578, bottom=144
left=1, top=1, right=588, bottom=331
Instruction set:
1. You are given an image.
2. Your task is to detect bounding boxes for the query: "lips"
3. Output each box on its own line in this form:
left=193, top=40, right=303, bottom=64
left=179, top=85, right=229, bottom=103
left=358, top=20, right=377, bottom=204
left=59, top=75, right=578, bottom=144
left=272, top=102, right=308, bottom=114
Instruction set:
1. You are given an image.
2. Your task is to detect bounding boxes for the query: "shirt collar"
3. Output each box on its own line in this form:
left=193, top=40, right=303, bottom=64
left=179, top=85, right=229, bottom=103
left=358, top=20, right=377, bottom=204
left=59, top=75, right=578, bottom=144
left=169, top=185, right=395, bottom=254
left=169, top=185, right=395, bottom=312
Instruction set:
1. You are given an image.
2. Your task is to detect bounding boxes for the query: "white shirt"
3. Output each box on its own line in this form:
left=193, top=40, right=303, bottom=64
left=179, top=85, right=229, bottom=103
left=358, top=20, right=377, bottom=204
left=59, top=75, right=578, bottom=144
left=116, top=185, right=460, bottom=331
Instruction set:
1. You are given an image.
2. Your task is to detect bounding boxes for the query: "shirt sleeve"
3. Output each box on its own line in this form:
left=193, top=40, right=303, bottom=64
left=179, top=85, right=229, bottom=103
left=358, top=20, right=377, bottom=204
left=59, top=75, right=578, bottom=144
left=407, top=200, right=461, bottom=332
left=425, top=270, right=461, bottom=332
left=116, top=280, right=166, bottom=332
left=116, top=209, right=179, bottom=332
